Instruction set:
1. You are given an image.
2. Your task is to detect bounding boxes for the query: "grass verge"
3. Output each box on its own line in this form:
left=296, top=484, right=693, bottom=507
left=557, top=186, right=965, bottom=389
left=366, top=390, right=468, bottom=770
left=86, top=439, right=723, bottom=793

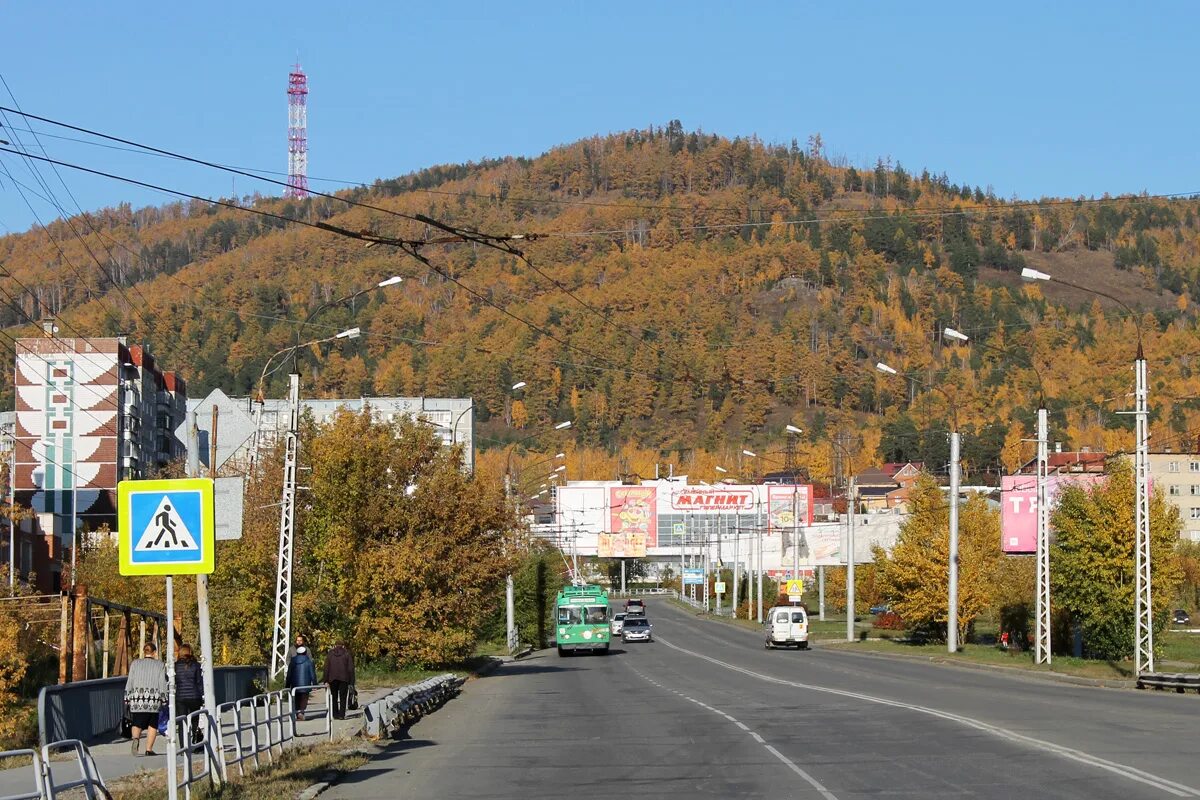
left=108, top=740, right=369, bottom=800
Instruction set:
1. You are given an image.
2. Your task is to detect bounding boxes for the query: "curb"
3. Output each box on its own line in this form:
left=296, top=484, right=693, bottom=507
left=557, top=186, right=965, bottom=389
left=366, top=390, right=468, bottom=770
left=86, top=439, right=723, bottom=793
left=822, top=643, right=1137, bottom=689
left=667, top=597, right=1139, bottom=690
left=295, top=744, right=374, bottom=800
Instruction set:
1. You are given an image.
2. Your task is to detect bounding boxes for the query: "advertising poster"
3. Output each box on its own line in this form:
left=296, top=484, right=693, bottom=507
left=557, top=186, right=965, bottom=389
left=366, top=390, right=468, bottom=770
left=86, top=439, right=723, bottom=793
left=597, top=532, right=647, bottom=558
left=611, top=486, right=657, bottom=548
left=767, top=486, right=813, bottom=533
left=1000, top=473, right=1106, bottom=554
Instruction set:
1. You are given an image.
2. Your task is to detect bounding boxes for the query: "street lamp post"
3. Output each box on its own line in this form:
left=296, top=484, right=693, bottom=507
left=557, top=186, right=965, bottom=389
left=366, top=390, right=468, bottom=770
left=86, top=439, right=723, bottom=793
left=1022, top=267, right=1153, bottom=673
left=944, top=326, right=1053, bottom=665
left=877, top=360, right=961, bottom=653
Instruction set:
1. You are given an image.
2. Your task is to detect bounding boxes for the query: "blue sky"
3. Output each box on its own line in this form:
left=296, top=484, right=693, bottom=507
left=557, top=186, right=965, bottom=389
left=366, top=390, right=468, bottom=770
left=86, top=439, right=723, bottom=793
left=1, top=2, right=1197, bottom=233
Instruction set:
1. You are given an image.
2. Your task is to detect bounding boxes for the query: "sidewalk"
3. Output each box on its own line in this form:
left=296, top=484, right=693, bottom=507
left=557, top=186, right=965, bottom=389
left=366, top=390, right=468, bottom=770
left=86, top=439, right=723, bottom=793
left=0, top=687, right=393, bottom=797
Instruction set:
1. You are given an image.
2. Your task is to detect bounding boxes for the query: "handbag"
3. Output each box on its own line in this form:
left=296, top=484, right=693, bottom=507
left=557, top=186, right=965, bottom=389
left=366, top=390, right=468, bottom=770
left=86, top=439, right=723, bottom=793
left=156, top=705, right=170, bottom=735
left=347, top=685, right=359, bottom=711
left=120, top=703, right=133, bottom=739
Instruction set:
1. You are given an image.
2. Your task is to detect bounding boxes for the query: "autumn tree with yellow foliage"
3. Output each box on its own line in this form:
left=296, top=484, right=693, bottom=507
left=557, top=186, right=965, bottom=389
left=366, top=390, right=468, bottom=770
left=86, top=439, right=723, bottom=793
left=874, top=473, right=1002, bottom=643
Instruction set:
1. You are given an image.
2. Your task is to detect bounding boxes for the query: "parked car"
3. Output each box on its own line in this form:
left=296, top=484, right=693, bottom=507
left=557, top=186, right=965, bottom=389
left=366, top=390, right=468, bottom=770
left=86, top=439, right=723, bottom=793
left=610, top=612, right=628, bottom=635
left=622, top=617, right=653, bottom=643
left=1173, top=609, right=1191, bottom=625
left=869, top=604, right=892, bottom=615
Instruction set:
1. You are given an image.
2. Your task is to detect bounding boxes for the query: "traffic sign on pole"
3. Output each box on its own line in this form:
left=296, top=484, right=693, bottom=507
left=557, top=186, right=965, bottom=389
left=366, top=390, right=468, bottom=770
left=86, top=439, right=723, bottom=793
left=118, top=478, right=216, bottom=576
left=785, top=578, right=804, bottom=602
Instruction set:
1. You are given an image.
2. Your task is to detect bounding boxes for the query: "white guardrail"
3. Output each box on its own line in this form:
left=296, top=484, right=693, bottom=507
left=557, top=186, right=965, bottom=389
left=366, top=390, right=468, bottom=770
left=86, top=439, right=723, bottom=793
left=362, top=674, right=464, bottom=739
left=0, top=739, right=109, bottom=800
left=11, top=675, right=463, bottom=799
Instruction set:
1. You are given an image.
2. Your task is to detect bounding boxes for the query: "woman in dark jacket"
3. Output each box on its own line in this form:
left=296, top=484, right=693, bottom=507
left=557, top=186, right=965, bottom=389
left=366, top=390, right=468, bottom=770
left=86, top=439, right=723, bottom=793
left=174, top=644, right=205, bottom=744
left=322, top=641, right=355, bottom=719
left=286, top=645, right=317, bottom=720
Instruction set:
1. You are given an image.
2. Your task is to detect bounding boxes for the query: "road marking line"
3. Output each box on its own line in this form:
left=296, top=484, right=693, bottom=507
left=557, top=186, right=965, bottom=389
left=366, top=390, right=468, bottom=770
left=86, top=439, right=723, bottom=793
left=622, top=660, right=840, bottom=800
left=657, top=636, right=1200, bottom=798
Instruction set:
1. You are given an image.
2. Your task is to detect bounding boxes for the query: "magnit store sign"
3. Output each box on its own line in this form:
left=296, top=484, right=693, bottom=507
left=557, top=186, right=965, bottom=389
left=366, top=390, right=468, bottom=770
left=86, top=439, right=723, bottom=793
left=669, top=487, right=755, bottom=510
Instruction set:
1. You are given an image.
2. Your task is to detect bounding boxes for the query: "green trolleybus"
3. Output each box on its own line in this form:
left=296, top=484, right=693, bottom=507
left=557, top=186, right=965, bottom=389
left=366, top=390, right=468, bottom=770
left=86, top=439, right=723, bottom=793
left=555, top=584, right=611, bottom=656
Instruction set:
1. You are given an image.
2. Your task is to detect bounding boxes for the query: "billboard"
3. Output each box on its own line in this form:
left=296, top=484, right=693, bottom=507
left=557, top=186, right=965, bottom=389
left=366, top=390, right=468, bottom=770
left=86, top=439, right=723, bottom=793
left=1000, top=473, right=1106, bottom=554
left=597, top=532, right=646, bottom=558
left=670, top=487, right=755, bottom=511
left=610, top=486, right=657, bottom=548
left=767, top=486, right=813, bottom=533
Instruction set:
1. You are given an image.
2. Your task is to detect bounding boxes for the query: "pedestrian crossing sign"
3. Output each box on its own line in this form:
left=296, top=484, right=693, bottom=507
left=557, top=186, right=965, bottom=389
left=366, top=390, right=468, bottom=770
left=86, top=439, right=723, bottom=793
left=118, top=478, right=215, bottom=575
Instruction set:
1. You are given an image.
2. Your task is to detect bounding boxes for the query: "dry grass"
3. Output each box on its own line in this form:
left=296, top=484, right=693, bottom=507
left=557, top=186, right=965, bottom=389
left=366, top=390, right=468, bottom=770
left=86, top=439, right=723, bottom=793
left=982, top=249, right=1180, bottom=312
left=108, top=740, right=370, bottom=800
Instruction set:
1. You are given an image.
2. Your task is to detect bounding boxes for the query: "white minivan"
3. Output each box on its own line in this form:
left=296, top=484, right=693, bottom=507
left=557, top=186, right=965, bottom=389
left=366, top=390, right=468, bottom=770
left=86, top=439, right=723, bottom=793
left=764, top=606, right=809, bottom=650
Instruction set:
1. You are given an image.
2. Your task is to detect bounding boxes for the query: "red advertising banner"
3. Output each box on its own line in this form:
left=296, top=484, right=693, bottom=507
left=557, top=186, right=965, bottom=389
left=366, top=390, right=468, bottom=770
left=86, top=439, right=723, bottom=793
left=610, top=486, right=657, bottom=549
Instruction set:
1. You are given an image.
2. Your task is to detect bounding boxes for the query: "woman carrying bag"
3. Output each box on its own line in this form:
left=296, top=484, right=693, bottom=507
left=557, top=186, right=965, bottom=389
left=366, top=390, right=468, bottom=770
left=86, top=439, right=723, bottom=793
left=322, top=640, right=355, bottom=720
left=124, top=643, right=167, bottom=756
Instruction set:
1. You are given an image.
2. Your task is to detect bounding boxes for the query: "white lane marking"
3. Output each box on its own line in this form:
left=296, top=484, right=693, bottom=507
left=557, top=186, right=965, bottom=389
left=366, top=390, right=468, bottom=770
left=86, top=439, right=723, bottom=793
left=657, top=636, right=1200, bottom=798
left=624, top=656, right=839, bottom=800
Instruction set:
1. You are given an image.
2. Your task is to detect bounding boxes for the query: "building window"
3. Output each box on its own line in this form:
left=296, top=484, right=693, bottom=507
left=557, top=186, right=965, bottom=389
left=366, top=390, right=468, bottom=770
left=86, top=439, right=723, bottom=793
left=1193, top=486, right=1200, bottom=497
left=1192, top=508, right=1200, bottom=520
left=52, top=394, right=68, bottom=405
left=1192, top=462, right=1200, bottom=473
left=51, top=420, right=68, bottom=431
left=1170, top=461, right=1181, bottom=473
left=1170, top=485, right=1181, bottom=496
left=52, top=368, right=68, bottom=379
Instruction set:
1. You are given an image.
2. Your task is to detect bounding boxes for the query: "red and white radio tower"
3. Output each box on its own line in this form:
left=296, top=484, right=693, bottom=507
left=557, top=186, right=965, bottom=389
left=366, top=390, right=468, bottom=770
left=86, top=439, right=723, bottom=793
left=286, top=64, right=308, bottom=198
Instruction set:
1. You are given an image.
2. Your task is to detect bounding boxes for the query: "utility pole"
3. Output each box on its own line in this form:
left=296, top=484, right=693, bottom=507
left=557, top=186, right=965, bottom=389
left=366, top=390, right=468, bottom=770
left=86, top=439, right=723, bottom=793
left=732, top=513, right=739, bottom=618
left=948, top=431, right=961, bottom=654
left=1134, top=348, right=1154, bottom=674
left=188, top=412, right=219, bottom=726
left=1035, top=407, right=1051, bottom=664
left=502, top=472, right=517, bottom=653
left=846, top=477, right=856, bottom=642
left=756, top=497, right=764, bottom=624
left=818, top=566, right=825, bottom=621
left=269, top=374, right=300, bottom=681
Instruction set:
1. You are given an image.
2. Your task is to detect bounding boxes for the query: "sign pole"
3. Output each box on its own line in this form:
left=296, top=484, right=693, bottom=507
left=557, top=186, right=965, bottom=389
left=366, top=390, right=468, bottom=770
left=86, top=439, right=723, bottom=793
left=189, top=412, right=220, bottom=773
left=732, top=516, right=739, bottom=619
left=165, top=575, right=178, bottom=800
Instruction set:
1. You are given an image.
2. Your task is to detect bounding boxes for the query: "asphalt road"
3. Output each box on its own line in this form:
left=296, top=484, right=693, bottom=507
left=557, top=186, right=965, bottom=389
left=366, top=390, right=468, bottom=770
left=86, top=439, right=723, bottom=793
left=328, top=603, right=1200, bottom=799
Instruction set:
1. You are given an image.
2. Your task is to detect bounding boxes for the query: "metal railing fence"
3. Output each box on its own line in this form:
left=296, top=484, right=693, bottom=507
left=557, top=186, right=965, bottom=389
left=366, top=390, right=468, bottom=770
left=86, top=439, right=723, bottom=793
left=37, top=665, right=266, bottom=746
left=39, top=739, right=109, bottom=800
left=0, top=748, right=45, bottom=800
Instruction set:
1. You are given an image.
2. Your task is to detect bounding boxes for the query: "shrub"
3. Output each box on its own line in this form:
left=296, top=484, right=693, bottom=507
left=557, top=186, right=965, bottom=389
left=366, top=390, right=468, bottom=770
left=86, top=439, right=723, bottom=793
left=873, top=611, right=906, bottom=630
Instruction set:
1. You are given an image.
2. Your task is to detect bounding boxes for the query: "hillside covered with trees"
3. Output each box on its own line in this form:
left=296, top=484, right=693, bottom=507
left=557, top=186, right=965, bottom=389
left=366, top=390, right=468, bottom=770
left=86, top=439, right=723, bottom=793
left=3, top=122, right=1200, bottom=482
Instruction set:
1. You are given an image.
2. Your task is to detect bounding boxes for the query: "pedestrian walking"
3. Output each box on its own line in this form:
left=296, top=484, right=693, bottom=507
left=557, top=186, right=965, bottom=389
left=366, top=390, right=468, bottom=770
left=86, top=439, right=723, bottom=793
left=285, top=633, right=307, bottom=663
left=124, top=643, right=167, bottom=756
left=322, top=640, right=355, bottom=719
left=286, top=645, right=317, bottom=720
left=175, top=644, right=204, bottom=743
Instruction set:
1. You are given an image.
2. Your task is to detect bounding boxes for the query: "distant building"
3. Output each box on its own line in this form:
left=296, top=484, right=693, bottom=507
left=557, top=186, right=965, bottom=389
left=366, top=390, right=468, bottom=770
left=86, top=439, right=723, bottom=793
left=1149, top=451, right=1200, bottom=542
left=8, top=334, right=187, bottom=590
left=185, top=390, right=475, bottom=473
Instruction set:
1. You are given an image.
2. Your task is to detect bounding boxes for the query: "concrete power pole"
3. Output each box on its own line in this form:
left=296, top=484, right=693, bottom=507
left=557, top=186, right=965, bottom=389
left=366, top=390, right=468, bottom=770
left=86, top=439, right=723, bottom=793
left=948, top=431, right=961, bottom=654
left=269, top=374, right=300, bottom=681
left=187, top=412, right=219, bottom=721
left=846, top=477, right=856, bottom=642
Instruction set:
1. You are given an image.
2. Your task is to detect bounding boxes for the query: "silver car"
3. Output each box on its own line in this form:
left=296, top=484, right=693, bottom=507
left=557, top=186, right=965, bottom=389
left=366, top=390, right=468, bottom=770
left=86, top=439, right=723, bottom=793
left=622, top=617, right=653, bottom=643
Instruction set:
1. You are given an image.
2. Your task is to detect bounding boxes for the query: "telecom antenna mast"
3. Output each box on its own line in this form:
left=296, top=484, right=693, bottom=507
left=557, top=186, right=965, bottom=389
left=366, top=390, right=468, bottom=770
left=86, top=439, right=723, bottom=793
left=286, top=64, right=308, bottom=198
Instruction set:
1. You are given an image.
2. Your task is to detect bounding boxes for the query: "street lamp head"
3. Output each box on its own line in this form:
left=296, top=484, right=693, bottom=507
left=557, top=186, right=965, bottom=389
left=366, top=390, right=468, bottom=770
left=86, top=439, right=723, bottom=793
left=376, top=276, right=404, bottom=288
left=336, top=327, right=361, bottom=340
left=554, top=420, right=573, bottom=430
left=555, top=452, right=566, bottom=459
left=511, top=381, right=527, bottom=391
left=720, top=478, right=736, bottom=485
left=742, top=449, right=757, bottom=458
left=875, top=362, right=898, bottom=375
left=942, top=327, right=969, bottom=343
left=714, top=466, right=728, bottom=473
left=785, top=424, right=803, bottom=435
left=554, top=465, right=567, bottom=472
left=1021, top=267, right=1052, bottom=281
